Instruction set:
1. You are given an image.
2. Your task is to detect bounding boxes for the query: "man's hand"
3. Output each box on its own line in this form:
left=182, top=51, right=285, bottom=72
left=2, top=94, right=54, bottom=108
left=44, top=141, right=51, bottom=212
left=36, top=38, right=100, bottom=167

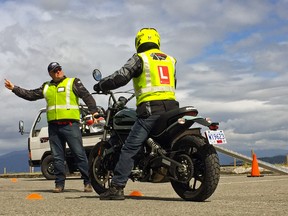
left=92, top=112, right=100, bottom=124
left=4, top=79, right=14, bottom=90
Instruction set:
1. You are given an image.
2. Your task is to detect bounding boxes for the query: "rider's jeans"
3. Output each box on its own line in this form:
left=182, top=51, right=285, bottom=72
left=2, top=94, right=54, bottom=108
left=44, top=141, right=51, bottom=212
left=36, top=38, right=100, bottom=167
left=111, top=115, right=160, bottom=187
left=48, top=122, right=90, bottom=187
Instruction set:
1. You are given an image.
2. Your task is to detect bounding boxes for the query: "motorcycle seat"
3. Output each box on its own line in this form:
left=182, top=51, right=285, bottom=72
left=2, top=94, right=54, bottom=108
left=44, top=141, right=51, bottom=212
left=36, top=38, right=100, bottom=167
left=151, top=106, right=198, bottom=136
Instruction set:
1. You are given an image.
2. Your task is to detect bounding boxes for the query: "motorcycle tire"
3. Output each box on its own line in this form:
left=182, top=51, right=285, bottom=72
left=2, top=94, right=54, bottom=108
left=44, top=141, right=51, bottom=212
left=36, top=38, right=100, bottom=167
left=171, top=135, right=220, bottom=201
left=88, top=141, right=114, bottom=195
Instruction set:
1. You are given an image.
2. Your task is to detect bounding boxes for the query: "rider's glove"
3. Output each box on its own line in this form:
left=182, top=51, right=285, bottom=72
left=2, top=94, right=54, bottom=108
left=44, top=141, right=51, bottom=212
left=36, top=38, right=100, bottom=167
left=93, top=83, right=102, bottom=92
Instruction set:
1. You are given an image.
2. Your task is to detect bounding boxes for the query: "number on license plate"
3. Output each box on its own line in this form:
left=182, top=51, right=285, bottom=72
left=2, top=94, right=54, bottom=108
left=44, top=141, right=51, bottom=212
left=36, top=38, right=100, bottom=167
left=205, top=130, right=227, bottom=145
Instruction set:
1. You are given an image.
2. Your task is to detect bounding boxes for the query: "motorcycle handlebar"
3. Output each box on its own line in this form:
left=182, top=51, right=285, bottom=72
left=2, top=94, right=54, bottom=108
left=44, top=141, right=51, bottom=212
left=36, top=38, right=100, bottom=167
left=92, top=89, right=135, bottom=109
left=92, top=90, right=111, bottom=95
left=93, top=113, right=105, bottom=119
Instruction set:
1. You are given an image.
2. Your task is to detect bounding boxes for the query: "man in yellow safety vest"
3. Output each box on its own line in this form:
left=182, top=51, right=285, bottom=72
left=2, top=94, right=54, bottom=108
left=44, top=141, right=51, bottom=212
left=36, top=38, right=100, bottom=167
left=5, top=62, right=99, bottom=193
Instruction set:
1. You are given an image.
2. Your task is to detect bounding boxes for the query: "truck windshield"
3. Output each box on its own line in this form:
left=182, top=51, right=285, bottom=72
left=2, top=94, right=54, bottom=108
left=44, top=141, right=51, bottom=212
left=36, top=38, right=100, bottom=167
left=32, top=111, right=47, bottom=137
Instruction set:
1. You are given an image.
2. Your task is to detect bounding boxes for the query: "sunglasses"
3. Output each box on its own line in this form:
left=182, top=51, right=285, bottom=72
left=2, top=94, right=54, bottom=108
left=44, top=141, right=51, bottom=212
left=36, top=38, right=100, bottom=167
left=52, top=67, right=61, bottom=73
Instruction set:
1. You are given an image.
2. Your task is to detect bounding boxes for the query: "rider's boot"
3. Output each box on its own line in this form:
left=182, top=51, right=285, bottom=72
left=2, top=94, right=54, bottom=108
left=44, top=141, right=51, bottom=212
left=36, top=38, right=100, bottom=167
left=99, top=184, right=125, bottom=200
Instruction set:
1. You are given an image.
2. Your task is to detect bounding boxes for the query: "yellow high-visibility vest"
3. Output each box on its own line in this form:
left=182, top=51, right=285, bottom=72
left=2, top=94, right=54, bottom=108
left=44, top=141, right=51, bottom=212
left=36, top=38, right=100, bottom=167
left=43, top=78, right=80, bottom=122
left=133, top=49, right=176, bottom=105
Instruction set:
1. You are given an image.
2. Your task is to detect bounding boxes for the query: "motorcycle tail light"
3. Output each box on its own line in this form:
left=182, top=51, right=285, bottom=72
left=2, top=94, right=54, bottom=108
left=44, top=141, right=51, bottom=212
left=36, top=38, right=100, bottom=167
left=187, top=111, right=198, bottom=116
left=209, top=123, right=219, bottom=130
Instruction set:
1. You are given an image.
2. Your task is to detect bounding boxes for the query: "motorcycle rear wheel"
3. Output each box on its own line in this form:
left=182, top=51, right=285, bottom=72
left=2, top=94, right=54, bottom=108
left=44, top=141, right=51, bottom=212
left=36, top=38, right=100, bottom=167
left=171, top=136, right=220, bottom=201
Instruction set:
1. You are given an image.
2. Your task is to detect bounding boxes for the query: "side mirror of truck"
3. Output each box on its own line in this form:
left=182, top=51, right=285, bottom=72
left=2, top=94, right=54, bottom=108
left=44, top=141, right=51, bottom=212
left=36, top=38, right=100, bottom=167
left=19, top=120, right=25, bottom=135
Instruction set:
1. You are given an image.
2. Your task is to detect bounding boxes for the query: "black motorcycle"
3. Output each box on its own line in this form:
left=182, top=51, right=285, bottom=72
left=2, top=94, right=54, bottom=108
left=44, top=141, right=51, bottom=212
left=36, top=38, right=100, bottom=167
left=89, top=69, right=226, bottom=201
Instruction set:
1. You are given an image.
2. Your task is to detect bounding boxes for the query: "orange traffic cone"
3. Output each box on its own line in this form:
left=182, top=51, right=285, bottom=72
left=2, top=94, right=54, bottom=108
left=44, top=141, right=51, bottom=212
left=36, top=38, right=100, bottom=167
left=26, top=193, right=44, bottom=200
left=247, top=153, right=263, bottom=177
left=10, top=178, right=18, bottom=183
left=129, top=190, right=143, bottom=197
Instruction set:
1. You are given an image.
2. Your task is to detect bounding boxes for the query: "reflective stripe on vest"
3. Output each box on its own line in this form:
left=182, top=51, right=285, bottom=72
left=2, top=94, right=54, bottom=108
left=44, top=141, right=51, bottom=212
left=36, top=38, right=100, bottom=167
left=43, top=78, right=80, bottom=121
left=134, top=49, right=176, bottom=105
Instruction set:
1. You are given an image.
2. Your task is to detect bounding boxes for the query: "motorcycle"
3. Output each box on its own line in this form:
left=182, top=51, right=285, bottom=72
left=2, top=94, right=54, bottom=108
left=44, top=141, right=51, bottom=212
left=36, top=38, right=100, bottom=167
left=89, top=69, right=226, bottom=201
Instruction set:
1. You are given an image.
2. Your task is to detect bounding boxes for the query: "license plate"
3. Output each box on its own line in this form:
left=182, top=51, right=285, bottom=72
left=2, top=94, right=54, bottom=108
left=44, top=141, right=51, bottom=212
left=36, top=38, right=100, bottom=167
left=205, top=130, right=227, bottom=145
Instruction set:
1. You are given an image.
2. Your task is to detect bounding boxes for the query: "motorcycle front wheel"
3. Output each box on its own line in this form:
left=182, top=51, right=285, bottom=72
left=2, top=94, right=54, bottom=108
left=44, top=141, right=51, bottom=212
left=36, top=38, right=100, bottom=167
left=171, top=135, right=220, bottom=202
left=88, top=141, right=114, bottom=195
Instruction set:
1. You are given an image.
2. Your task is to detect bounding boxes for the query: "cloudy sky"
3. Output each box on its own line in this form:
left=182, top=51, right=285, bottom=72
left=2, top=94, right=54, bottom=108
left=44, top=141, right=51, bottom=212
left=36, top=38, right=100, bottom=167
left=0, top=0, right=287, bottom=157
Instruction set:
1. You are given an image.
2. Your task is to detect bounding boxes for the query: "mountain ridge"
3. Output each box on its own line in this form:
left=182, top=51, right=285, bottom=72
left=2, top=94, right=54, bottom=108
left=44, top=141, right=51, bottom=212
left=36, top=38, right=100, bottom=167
left=0, top=148, right=287, bottom=174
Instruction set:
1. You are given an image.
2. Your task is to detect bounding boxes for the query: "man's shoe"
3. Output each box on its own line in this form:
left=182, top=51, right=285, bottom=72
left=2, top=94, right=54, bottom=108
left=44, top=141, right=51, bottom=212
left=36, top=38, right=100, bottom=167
left=84, top=184, right=93, bottom=192
left=53, top=186, right=64, bottom=193
left=99, top=185, right=125, bottom=200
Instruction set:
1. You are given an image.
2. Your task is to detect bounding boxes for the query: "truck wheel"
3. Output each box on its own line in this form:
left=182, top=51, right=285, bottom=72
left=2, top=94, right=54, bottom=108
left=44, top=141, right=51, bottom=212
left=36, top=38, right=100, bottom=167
left=41, top=155, right=56, bottom=180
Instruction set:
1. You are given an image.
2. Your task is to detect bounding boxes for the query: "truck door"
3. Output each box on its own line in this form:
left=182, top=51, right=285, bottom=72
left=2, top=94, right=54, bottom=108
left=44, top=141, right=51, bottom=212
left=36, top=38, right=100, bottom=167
left=29, top=109, right=50, bottom=163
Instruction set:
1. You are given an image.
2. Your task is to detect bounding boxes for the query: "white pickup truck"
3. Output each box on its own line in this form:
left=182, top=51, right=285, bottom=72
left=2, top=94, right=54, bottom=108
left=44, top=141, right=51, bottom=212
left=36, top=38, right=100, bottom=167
left=19, top=105, right=103, bottom=180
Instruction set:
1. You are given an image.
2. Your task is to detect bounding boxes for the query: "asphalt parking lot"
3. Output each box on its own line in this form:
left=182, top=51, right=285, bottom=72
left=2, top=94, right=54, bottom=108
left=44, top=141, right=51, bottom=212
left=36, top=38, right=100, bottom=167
left=1, top=174, right=288, bottom=216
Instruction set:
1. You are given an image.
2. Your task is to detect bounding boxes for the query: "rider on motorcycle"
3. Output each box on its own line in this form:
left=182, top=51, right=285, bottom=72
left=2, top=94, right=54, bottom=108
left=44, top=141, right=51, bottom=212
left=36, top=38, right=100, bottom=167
left=93, top=28, right=179, bottom=200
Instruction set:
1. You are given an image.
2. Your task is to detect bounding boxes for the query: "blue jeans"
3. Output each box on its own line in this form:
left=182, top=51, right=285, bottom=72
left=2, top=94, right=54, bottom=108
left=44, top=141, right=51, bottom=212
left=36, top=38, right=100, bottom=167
left=48, top=122, right=90, bottom=187
left=111, top=115, right=160, bottom=187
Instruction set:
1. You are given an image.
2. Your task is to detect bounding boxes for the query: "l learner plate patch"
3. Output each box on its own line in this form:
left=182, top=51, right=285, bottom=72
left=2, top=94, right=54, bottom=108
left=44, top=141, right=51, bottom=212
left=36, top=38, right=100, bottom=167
left=205, top=130, right=227, bottom=145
